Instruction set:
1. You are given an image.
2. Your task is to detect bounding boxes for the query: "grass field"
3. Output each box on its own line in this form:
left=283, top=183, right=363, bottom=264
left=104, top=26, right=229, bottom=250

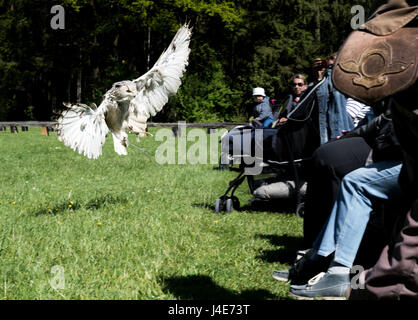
left=0, top=126, right=304, bottom=300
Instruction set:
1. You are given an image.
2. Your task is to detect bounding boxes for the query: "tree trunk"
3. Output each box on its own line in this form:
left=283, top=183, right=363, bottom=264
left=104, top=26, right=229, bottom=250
left=91, top=67, right=100, bottom=101
left=67, top=72, right=72, bottom=102
left=146, top=27, right=151, bottom=71
left=77, top=52, right=82, bottom=103
left=230, top=36, right=235, bottom=74
left=315, top=1, right=321, bottom=42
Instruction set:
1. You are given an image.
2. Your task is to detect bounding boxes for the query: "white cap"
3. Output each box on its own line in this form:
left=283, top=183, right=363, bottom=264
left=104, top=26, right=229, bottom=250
left=252, top=87, right=265, bottom=97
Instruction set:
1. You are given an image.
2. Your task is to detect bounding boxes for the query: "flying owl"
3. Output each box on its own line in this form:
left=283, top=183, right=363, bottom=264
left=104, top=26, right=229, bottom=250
left=56, top=24, right=192, bottom=159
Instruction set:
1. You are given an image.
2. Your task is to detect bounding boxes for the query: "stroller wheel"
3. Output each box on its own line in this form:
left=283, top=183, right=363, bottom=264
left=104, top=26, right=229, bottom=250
left=231, top=196, right=240, bottom=210
left=215, top=198, right=221, bottom=213
left=215, top=198, right=223, bottom=213
left=296, top=202, right=304, bottom=218
left=225, top=198, right=234, bottom=213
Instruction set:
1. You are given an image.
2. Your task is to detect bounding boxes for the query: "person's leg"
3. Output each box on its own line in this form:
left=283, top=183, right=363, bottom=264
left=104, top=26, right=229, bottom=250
left=303, top=137, right=371, bottom=247
left=272, top=137, right=371, bottom=284
left=314, top=161, right=402, bottom=268
left=262, top=115, right=274, bottom=128
left=289, top=161, right=402, bottom=299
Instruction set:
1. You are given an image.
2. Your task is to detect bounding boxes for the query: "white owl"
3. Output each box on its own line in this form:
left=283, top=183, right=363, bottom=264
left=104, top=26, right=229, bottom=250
left=56, top=24, right=192, bottom=159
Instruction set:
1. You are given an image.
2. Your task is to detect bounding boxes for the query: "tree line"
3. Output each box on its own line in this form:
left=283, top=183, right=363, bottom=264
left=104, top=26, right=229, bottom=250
left=0, top=0, right=372, bottom=123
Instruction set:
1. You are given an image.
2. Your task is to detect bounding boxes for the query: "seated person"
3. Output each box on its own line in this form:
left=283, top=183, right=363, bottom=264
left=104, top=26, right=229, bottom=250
left=282, top=160, right=402, bottom=299
left=272, top=105, right=404, bottom=299
left=274, top=74, right=308, bottom=126
left=302, top=104, right=399, bottom=246
left=277, top=60, right=354, bottom=144
left=250, top=87, right=274, bottom=128
left=337, top=0, right=418, bottom=300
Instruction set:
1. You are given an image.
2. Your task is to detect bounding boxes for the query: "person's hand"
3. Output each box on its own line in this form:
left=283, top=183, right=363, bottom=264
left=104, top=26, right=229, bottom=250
left=337, top=130, right=349, bottom=139
left=316, top=70, right=325, bottom=81
left=313, top=59, right=327, bottom=81
left=278, top=117, right=288, bottom=125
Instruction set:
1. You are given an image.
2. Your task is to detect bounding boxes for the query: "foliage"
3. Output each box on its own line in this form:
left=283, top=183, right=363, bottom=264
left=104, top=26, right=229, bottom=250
left=0, top=0, right=372, bottom=122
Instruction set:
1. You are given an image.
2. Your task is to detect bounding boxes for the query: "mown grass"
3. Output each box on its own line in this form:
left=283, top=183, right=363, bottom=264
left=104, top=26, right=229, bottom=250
left=0, top=126, right=303, bottom=300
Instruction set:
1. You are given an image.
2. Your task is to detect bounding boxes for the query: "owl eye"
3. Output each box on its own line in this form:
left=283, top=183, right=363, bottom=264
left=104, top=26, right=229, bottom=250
left=115, top=84, right=121, bottom=88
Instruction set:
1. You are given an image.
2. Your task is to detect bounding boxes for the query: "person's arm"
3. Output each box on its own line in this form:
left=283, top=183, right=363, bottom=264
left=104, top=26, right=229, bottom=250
left=340, top=111, right=391, bottom=142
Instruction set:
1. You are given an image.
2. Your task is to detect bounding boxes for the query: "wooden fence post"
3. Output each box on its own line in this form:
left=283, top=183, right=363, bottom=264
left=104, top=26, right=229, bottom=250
left=171, top=126, right=181, bottom=137
left=41, top=127, right=49, bottom=136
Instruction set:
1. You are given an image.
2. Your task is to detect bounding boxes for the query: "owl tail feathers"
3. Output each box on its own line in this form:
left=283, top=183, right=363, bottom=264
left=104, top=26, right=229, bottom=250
left=56, top=103, right=109, bottom=159
left=111, top=132, right=129, bottom=156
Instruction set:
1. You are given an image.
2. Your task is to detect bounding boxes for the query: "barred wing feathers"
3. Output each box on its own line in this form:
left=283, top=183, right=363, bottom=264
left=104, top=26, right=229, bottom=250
left=56, top=103, right=109, bottom=159
left=128, top=24, right=192, bottom=132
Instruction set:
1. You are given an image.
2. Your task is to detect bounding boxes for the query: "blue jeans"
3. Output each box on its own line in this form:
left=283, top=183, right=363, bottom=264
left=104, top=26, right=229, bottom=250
left=313, top=160, right=402, bottom=268
left=262, top=115, right=274, bottom=128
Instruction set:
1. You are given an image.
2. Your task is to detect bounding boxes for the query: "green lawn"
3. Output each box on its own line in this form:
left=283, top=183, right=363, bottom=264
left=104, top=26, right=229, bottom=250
left=0, top=126, right=303, bottom=300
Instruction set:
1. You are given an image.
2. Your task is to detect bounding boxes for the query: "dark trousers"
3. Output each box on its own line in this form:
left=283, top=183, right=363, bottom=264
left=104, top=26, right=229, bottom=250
left=303, top=137, right=372, bottom=248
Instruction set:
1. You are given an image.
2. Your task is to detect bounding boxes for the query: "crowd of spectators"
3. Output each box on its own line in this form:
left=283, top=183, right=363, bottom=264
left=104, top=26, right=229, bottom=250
left=239, top=0, right=418, bottom=300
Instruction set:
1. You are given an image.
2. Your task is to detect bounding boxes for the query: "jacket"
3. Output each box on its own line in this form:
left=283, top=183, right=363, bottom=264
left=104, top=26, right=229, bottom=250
left=342, top=106, right=402, bottom=163
left=277, top=93, right=304, bottom=119
left=316, top=68, right=354, bottom=144
left=252, top=96, right=272, bottom=121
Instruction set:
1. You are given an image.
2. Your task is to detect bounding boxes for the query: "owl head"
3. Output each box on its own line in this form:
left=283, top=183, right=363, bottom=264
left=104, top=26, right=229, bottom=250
left=108, top=81, right=137, bottom=101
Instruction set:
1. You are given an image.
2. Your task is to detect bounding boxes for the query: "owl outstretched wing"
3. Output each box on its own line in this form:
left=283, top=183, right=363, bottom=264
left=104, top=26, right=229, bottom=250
left=127, top=23, right=192, bottom=134
left=56, top=102, right=109, bottom=159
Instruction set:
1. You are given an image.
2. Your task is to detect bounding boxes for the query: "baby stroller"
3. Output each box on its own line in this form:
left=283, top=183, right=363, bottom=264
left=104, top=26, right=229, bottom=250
left=215, top=81, right=324, bottom=216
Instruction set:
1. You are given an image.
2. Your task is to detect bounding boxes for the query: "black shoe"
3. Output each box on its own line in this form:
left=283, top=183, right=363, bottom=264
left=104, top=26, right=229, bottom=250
left=272, top=251, right=331, bottom=285
left=272, top=269, right=291, bottom=282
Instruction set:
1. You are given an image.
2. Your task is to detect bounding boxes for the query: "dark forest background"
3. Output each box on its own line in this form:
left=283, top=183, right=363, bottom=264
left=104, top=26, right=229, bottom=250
left=0, top=0, right=372, bottom=123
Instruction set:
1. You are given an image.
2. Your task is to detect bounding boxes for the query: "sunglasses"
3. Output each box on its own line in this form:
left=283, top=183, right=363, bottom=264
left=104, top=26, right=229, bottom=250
left=292, top=82, right=305, bottom=87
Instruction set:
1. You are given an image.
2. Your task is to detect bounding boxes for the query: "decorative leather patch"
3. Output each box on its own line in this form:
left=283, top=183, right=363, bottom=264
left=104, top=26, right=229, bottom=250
left=332, top=28, right=418, bottom=105
left=339, top=41, right=411, bottom=89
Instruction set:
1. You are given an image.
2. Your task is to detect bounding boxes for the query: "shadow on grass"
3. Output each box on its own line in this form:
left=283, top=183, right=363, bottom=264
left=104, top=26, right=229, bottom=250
left=240, top=199, right=297, bottom=214
left=191, top=198, right=299, bottom=217
left=191, top=203, right=213, bottom=211
left=160, top=274, right=278, bottom=300
left=255, top=234, right=304, bottom=265
left=33, top=194, right=129, bottom=216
